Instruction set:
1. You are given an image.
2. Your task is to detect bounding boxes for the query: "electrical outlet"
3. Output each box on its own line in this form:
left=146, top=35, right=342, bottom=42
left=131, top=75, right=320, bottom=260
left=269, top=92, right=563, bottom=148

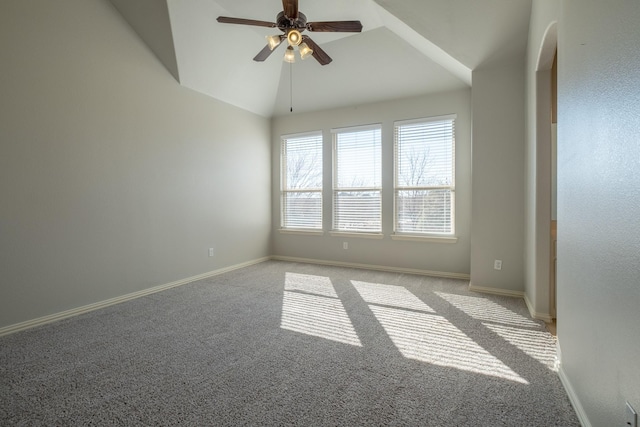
left=626, top=402, right=637, bottom=427
left=208, top=248, right=214, bottom=257
left=343, top=242, right=348, bottom=250
left=494, top=260, right=502, bottom=270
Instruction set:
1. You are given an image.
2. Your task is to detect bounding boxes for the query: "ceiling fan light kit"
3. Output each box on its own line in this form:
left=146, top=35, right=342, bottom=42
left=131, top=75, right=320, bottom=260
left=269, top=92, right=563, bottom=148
left=217, top=0, right=363, bottom=66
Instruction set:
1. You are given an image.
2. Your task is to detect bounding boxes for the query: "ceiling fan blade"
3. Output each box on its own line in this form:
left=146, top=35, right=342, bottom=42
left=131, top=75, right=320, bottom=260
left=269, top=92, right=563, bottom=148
left=217, top=16, right=277, bottom=28
left=282, top=0, right=299, bottom=20
left=302, top=36, right=332, bottom=66
left=253, top=44, right=279, bottom=62
left=307, top=21, right=363, bottom=32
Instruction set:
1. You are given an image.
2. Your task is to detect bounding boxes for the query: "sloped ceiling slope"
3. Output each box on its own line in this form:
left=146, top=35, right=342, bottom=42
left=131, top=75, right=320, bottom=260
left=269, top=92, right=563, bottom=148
left=109, top=0, right=532, bottom=117
left=108, top=0, right=179, bottom=80
left=272, top=27, right=468, bottom=116
left=373, top=0, right=533, bottom=69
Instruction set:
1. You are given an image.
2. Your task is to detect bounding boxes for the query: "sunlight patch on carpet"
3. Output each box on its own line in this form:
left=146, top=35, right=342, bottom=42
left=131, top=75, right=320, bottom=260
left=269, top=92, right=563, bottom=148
left=436, top=292, right=539, bottom=328
left=369, top=305, right=529, bottom=384
left=483, top=323, right=557, bottom=370
left=351, top=281, right=435, bottom=313
left=285, top=272, right=338, bottom=298
left=281, top=273, right=361, bottom=347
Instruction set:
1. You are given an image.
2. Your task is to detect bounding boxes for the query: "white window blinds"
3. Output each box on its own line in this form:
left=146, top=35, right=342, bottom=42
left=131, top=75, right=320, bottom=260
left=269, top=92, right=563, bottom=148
left=394, top=116, right=455, bottom=234
left=281, top=132, right=323, bottom=229
left=333, top=125, right=382, bottom=233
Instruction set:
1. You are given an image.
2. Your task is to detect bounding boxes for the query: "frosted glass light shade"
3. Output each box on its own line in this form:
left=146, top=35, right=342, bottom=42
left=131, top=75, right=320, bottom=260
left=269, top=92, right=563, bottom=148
left=284, top=46, right=296, bottom=63
left=266, top=35, right=282, bottom=50
left=299, top=42, right=313, bottom=60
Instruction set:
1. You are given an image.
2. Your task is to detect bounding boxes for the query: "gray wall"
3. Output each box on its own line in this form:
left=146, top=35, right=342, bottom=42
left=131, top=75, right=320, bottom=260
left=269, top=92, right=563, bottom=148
left=0, top=0, right=271, bottom=329
left=271, top=90, right=472, bottom=276
left=558, top=0, right=640, bottom=425
left=470, top=56, right=526, bottom=293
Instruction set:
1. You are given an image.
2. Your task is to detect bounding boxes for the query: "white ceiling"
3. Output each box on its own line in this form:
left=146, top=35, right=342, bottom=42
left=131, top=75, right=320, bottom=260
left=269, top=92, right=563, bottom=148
left=110, top=0, right=532, bottom=117
left=374, top=0, right=534, bottom=69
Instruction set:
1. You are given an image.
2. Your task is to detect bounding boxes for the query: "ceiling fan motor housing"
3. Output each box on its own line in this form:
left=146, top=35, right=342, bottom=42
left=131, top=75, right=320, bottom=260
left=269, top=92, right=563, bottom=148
left=276, top=11, right=307, bottom=31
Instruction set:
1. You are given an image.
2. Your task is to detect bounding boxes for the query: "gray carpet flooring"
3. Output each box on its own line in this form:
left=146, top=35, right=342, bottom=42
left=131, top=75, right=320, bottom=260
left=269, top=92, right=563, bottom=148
left=1, top=260, right=579, bottom=426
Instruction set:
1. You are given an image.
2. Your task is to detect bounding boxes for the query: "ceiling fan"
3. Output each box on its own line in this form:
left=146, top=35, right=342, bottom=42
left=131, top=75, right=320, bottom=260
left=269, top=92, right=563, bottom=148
left=217, top=0, right=363, bottom=65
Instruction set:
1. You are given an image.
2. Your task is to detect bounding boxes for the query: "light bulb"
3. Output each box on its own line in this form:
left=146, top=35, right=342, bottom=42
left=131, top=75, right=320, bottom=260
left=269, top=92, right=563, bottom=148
left=287, top=29, right=302, bottom=46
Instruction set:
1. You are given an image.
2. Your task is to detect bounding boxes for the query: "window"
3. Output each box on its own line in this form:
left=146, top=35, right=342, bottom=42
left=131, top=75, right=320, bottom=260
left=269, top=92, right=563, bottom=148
left=333, top=125, right=382, bottom=233
left=394, top=115, right=455, bottom=235
left=281, top=132, right=323, bottom=230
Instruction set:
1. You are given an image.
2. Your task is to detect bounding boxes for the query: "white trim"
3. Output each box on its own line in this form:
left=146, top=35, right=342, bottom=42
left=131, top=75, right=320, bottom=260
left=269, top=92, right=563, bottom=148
left=271, top=255, right=470, bottom=280
left=329, top=231, right=384, bottom=240
left=279, top=228, right=324, bottom=236
left=557, top=342, right=592, bottom=427
left=0, top=257, right=270, bottom=337
left=331, top=123, right=381, bottom=134
left=391, top=234, right=457, bottom=243
left=468, top=283, right=525, bottom=298
left=394, top=114, right=457, bottom=126
left=281, top=130, right=322, bottom=140
left=524, top=292, right=554, bottom=323
left=536, top=21, right=558, bottom=71
left=470, top=285, right=555, bottom=322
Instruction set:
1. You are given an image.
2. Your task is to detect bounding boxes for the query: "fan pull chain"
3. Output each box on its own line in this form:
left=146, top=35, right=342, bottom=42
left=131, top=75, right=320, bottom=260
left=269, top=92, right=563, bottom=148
left=289, top=61, right=293, bottom=113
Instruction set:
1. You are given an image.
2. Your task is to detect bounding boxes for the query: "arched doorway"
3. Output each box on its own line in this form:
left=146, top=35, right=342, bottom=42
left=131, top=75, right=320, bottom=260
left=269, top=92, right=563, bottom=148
left=534, top=22, right=558, bottom=322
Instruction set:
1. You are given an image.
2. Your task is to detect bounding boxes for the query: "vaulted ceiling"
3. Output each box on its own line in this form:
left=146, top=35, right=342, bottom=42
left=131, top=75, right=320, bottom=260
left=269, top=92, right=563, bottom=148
left=108, top=0, right=532, bottom=117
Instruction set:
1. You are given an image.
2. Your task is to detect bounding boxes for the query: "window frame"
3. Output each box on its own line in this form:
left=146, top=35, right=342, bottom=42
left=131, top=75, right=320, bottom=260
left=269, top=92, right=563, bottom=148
left=280, top=131, right=324, bottom=232
left=393, top=115, right=456, bottom=239
left=331, top=124, right=383, bottom=236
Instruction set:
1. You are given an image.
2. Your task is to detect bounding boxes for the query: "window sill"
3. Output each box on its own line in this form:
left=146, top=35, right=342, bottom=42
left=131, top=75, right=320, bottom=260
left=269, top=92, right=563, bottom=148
left=279, top=229, right=325, bottom=236
left=329, top=231, right=384, bottom=240
left=391, top=234, right=458, bottom=244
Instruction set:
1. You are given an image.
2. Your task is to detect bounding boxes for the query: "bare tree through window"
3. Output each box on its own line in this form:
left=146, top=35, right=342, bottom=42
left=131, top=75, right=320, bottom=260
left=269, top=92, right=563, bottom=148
left=395, top=117, right=455, bottom=234
left=333, top=126, right=382, bottom=232
left=282, top=133, right=323, bottom=229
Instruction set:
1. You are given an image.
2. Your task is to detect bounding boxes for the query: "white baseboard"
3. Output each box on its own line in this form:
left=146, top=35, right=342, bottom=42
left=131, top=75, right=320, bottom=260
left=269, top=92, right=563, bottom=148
left=523, top=292, right=554, bottom=323
left=0, top=257, right=270, bottom=337
left=469, top=284, right=555, bottom=322
left=557, top=340, right=592, bottom=427
left=468, top=282, right=525, bottom=299
left=270, top=255, right=471, bottom=280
